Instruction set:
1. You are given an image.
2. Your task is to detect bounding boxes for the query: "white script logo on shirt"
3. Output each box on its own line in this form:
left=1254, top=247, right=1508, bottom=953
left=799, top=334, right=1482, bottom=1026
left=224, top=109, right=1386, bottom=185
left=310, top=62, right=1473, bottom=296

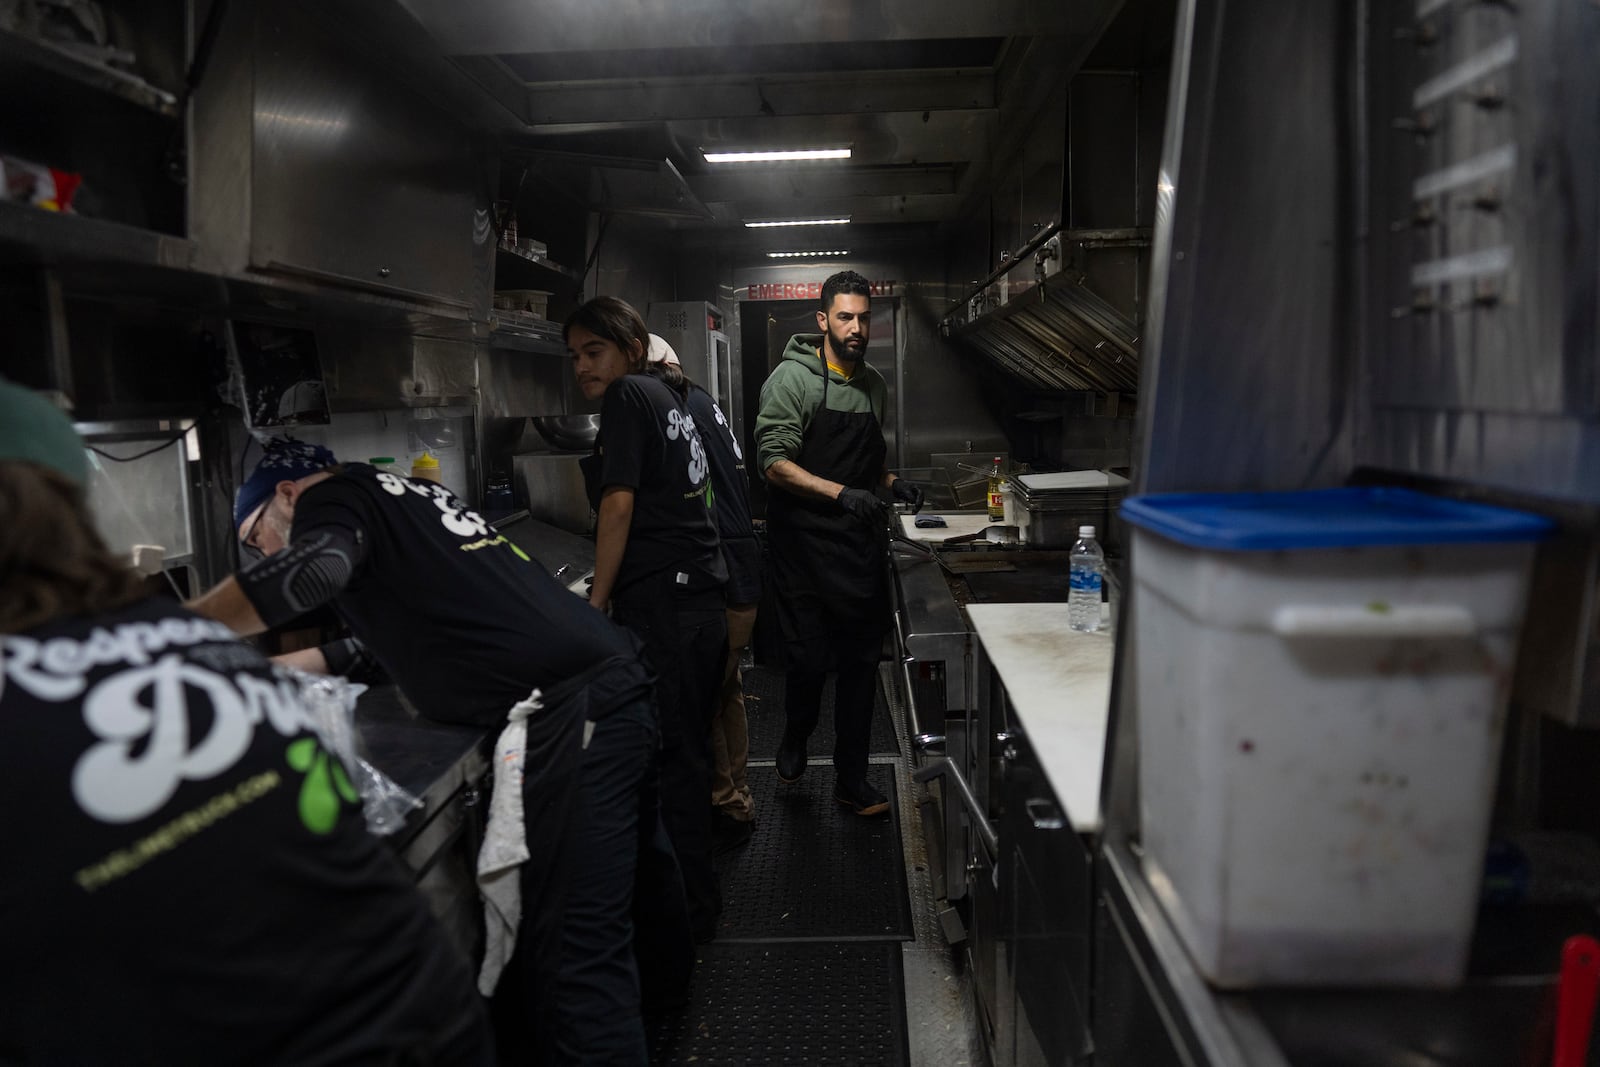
left=711, top=401, right=742, bottom=461
left=376, top=471, right=490, bottom=538
left=666, top=409, right=709, bottom=487
left=2, top=620, right=313, bottom=824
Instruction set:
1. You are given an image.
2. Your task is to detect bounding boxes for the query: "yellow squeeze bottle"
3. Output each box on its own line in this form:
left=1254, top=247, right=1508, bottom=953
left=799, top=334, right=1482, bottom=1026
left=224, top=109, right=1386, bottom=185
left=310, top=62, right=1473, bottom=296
left=411, top=451, right=443, bottom=484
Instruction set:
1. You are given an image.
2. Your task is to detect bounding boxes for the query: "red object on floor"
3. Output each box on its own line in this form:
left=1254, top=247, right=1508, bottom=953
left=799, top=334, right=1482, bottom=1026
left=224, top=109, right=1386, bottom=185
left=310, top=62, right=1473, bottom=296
left=1554, top=934, right=1600, bottom=1067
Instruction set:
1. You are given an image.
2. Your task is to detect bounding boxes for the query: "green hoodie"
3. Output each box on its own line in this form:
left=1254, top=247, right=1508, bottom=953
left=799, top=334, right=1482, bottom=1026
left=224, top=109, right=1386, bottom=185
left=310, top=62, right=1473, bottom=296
left=755, top=333, right=888, bottom=473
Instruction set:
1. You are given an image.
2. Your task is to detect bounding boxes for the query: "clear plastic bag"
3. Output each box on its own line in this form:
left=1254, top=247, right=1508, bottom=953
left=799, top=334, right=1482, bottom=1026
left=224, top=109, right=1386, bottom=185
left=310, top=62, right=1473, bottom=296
left=289, top=669, right=422, bottom=836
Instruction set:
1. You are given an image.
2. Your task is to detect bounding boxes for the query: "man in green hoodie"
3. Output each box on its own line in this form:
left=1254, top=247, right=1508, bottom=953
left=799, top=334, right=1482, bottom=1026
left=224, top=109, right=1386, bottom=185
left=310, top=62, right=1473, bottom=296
left=754, top=270, right=923, bottom=816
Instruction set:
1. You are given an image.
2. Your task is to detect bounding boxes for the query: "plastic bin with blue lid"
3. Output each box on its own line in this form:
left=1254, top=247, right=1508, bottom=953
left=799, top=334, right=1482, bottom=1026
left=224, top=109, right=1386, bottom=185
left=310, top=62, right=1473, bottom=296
left=1120, top=487, right=1552, bottom=989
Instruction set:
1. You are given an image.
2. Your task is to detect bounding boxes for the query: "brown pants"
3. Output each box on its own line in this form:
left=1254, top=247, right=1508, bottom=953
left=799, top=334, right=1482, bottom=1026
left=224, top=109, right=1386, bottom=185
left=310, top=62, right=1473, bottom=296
left=710, top=603, right=758, bottom=820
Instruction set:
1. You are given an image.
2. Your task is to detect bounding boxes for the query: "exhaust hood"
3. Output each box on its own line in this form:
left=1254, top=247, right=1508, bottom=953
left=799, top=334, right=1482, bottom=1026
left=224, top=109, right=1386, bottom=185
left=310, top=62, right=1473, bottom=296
left=508, top=148, right=714, bottom=222
left=947, top=272, right=1140, bottom=394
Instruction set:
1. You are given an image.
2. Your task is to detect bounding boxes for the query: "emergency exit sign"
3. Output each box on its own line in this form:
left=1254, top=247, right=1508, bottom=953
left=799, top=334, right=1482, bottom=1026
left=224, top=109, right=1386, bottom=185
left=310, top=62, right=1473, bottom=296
left=742, top=280, right=897, bottom=300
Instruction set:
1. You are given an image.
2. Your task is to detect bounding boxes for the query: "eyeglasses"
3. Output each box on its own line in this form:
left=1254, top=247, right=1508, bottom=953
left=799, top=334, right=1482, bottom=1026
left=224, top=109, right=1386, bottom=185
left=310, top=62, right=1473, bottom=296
left=239, top=502, right=269, bottom=562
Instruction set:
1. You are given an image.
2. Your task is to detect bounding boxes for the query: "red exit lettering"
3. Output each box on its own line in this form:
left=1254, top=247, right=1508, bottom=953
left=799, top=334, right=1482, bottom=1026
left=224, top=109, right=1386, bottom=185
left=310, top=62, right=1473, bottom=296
left=743, top=280, right=897, bottom=300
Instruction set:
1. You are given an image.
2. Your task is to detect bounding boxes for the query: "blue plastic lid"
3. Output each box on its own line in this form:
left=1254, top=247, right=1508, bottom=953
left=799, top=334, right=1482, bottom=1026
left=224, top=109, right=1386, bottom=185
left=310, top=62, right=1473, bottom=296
left=1120, top=487, right=1552, bottom=551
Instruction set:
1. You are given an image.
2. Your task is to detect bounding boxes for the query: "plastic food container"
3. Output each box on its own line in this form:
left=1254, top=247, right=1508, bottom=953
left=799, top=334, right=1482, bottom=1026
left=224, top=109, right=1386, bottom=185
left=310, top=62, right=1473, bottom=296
left=1121, top=487, right=1551, bottom=988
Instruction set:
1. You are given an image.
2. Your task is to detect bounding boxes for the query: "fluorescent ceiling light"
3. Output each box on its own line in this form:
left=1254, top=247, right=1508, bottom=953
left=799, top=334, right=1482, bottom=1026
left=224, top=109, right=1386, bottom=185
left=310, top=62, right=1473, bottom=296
left=744, top=217, right=851, bottom=228
left=704, top=148, right=851, bottom=163
left=766, top=250, right=850, bottom=259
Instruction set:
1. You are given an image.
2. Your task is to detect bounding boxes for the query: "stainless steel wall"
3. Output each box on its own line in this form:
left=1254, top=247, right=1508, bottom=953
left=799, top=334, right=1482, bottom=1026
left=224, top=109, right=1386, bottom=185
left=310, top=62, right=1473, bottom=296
left=680, top=252, right=1010, bottom=474
left=191, top=2, right=494, bottom=315
left=1133, top=0, right=1355, bottom=494
left=1357, top=2, right=1600, bottom=504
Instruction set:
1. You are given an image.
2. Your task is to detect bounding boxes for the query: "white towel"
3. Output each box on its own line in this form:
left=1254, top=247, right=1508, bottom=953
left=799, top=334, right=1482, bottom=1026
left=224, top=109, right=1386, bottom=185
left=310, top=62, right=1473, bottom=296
left=475, top=689, right=542, bottom=996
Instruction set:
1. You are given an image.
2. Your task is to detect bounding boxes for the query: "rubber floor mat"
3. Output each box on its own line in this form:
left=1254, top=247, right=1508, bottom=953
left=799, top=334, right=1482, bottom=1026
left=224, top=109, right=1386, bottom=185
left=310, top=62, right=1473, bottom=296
left=712, top=764, right=912, bottom=942
left=742, top=665, right=900, bottom=761
left=649, top=941, right=910, bottom=1067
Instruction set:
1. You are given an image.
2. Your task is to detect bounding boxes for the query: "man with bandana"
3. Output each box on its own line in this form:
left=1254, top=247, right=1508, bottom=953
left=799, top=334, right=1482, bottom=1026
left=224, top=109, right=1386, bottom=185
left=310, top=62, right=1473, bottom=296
left=188, top=439, right=687, bottom=1065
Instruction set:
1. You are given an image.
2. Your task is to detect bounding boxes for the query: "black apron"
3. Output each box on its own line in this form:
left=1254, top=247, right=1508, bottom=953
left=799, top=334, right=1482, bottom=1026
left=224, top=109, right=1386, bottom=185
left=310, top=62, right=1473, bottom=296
left=766, top=355, right=889, bottom=670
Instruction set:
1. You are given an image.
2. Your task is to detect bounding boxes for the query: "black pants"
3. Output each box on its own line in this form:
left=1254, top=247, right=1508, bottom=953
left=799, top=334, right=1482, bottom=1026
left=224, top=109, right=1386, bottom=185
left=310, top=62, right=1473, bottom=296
left=776, top=589, right=887, bottom=783
left=613, top=574, right=728, bottom=941
left=492, top=695, right=664, bottom=1066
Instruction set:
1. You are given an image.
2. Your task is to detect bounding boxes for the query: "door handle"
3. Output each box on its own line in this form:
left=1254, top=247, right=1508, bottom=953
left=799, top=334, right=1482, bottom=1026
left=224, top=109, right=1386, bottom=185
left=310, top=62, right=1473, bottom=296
left=914, top=758, right=998, bottom=858
left=914, top=733, right=947, bottom=756
left=1025, top=796, right=1066, bottom=831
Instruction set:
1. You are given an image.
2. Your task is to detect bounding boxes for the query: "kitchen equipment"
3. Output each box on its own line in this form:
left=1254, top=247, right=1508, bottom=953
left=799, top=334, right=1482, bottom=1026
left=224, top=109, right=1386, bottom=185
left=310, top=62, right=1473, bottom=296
left=1012, top=469, right=1129, bottom=550
left=529, top=414, right=601, bottom=452
left=647, top=301, right=731, bottom=417
left=511, top=452, right=591, bottom=534
left=482, top=473, right=514, bottom=514
left=1122, top=487, right=1553, bottom=988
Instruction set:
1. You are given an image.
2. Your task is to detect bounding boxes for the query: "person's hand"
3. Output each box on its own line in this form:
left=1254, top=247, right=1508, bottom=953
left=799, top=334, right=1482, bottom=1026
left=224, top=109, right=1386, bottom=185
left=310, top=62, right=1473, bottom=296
left=837, top=487, right=887, bottom=522
left=891, top=479, right=924, bottom=514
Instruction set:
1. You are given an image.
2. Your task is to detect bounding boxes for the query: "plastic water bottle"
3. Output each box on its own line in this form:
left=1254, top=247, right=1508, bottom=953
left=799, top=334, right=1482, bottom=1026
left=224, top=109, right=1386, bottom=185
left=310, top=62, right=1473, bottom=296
left=1069, top=525, right=1104, bottom=633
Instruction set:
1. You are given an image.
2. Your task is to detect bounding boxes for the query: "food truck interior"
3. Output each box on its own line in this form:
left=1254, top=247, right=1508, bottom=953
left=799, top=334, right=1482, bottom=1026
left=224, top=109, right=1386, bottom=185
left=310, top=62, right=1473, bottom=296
left=4, top=0, right=1600, bottom=1062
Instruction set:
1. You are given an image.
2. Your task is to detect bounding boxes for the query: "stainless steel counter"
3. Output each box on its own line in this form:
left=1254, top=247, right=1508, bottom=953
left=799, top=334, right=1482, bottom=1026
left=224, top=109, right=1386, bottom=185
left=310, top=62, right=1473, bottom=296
left=1098, top=837, right=1600, bottom=1067
left=355, top=685, right=491, bottom=848
left=495, top=510, right=595, bottom=586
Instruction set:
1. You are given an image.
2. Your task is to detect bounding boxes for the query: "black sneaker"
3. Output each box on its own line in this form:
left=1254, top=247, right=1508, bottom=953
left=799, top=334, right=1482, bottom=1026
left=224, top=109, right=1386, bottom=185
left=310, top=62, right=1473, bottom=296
left=712, top=811, right=755, bottom=856
left=776, top=737, right=807, bottom=784
left=833, top=776, right=890, bottom=816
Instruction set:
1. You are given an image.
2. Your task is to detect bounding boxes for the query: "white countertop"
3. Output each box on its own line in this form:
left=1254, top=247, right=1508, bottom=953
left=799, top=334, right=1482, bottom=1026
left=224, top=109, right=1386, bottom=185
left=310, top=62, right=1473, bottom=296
left=898, top=511, right=997, bottom=543
left=965, top=602, right=1114, bottom=833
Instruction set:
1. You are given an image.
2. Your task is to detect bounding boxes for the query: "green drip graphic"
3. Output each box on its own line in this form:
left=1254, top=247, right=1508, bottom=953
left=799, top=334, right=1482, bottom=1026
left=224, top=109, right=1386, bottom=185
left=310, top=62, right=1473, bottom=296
left=286, top=738, right=358, bottom=834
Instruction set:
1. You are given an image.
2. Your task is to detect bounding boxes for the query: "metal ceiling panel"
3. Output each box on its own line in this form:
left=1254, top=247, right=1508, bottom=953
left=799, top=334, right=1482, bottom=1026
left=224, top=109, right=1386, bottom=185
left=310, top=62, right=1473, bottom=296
left=400, top=0, right=1077, bottom=55
left=522, top=70, right=993, bottom=126
left=689, top=165, right=962, bottom=203
left=707, top=195, right=963, bottom=227
left=499, top=38, right=1005, bottom=81
left=667, top=111, right=994, bottom=166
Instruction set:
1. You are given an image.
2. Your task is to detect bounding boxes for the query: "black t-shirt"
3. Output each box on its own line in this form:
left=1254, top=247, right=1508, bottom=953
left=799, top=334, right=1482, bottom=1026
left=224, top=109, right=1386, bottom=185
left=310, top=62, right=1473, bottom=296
left=0, top=597, right=489, bottom=1066
left=290, top=464, right=635, bottom=725
left=684, top=382, right=762, bottom=606
left=594, top=374, right=727, bottom=595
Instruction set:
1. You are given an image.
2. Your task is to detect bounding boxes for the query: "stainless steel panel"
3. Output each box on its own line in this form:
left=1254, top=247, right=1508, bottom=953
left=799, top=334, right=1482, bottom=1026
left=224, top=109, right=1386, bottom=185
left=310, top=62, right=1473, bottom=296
left=1356, top=2, right=1600, bottom=496
left=191, top=5, right=492, bottom=312
left=478, top=347, right=569, bottom=419
left=250, top=6, right=491, bottom=308
left=511, top=452, right=592, bottom=534
left=1367, top=2, right=1598, bottom=417
left=1132, top=0, right=1353, bottom=494
left=1095, top=843, right=1295, bottom=1067
left=891, top=552, right=971, bottom=710
left=1001, top=735, right=1094, bottom=1067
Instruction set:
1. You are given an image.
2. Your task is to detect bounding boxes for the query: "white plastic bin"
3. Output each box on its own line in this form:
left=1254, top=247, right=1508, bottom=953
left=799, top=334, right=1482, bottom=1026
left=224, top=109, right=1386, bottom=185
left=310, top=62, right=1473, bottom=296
left=1121, top=488, right=1551, bottom=988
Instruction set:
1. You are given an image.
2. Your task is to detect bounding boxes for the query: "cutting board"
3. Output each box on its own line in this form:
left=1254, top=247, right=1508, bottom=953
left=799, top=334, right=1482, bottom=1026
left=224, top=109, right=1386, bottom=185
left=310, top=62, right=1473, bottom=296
left=898, top=512, right=996, bottom=543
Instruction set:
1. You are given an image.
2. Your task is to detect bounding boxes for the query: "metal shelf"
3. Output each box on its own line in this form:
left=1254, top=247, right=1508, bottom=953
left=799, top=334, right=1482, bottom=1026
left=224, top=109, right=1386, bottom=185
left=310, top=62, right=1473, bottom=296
left=487, top=311, right=565, bottom=355
left=0, top=28, right=179, bottom=117
left=0, top=200, right=196, bottom=270
left=495, top=241, right=581, bottom=283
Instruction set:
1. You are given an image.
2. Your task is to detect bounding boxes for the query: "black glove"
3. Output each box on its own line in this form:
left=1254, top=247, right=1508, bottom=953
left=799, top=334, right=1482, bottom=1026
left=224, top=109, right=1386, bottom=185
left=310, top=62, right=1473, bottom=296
left=891, top=479, right=924, bottom=514
left=837, top=487, right=887, bottom=522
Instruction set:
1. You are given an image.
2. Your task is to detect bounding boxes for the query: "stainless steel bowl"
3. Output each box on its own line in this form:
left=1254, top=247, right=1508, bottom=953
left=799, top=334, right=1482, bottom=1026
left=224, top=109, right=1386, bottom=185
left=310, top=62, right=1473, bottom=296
left=529, top=414, right=601, bottom=451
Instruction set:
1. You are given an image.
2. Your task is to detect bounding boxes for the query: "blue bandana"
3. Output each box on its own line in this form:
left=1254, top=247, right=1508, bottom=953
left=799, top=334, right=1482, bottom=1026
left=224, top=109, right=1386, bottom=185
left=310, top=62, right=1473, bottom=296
left=233, top=438, right=337, bottom=529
